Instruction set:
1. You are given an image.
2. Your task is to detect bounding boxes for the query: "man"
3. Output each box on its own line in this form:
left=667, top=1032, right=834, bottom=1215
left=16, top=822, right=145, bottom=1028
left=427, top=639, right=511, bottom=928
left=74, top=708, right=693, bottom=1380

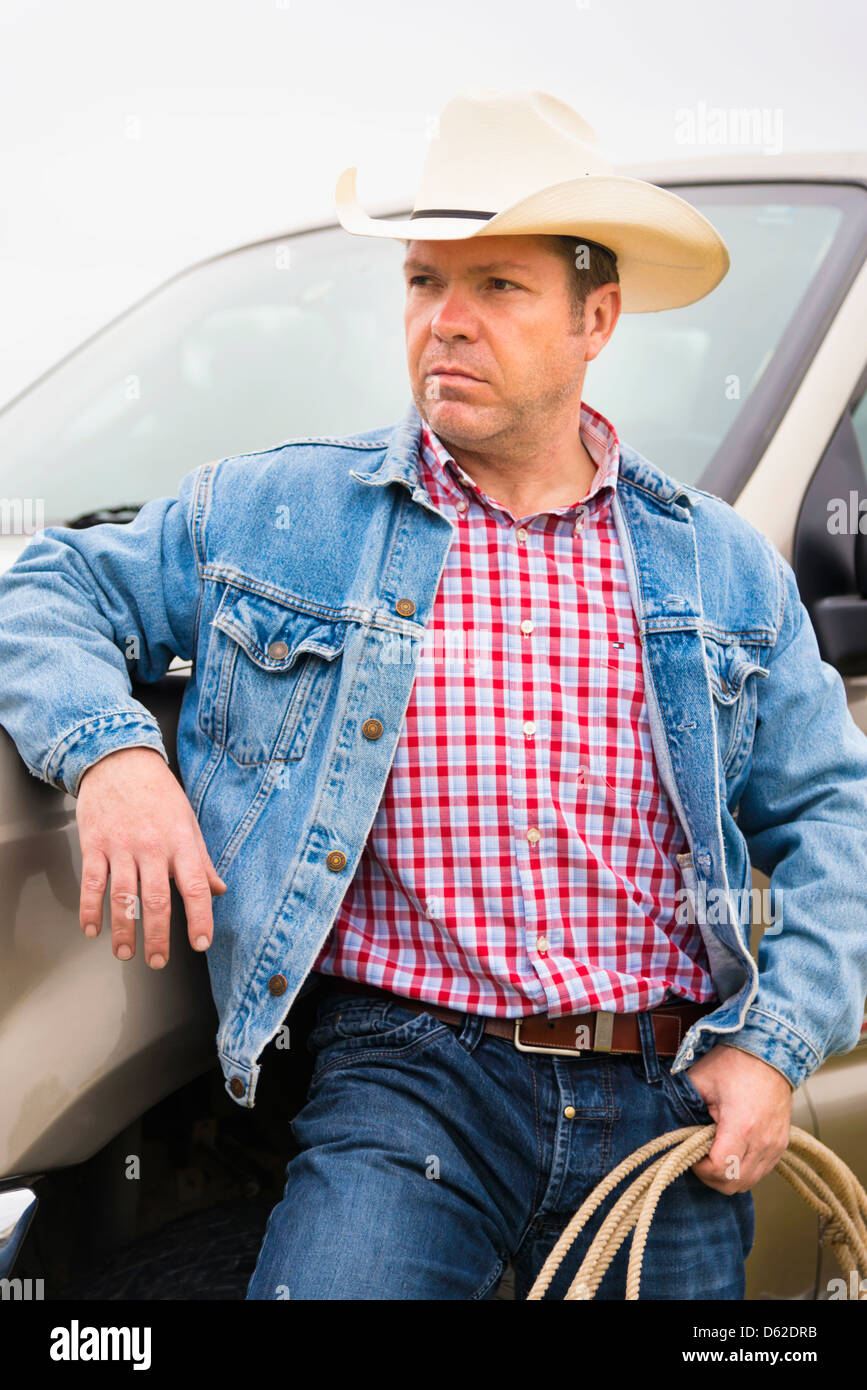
left=1, top=89, right=867, bottom=1300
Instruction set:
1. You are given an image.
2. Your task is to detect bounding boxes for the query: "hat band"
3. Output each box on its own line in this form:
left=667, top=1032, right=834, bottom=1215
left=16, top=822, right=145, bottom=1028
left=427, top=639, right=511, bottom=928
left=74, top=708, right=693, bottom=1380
left=407, top=210, right=618, bottom=264
left=410, top=208, right=495, bottom=220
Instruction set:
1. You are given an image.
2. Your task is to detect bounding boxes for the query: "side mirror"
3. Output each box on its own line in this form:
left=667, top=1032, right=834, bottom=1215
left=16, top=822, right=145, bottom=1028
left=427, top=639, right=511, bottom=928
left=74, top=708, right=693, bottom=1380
left=794, top=411, right=867, bottom=676
left=810, top=592, right=867, bottom=675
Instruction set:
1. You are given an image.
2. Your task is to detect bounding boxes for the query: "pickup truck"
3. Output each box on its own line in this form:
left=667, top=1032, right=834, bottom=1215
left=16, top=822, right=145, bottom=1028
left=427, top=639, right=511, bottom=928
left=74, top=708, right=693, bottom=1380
left=2, top=148, right=867, bottom=1299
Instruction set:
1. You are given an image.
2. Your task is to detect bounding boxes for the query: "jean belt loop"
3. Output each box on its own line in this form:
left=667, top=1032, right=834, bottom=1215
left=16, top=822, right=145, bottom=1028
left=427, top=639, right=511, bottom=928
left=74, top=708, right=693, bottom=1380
left=637, top=1009, right=662, bottom=1085
left=456, top=1009, right=486, bottom=1054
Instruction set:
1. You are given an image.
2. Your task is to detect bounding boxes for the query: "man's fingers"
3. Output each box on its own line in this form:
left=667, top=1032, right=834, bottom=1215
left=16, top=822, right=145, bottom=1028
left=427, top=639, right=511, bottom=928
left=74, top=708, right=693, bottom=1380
left=107, top=852, right=141, bottom=960
left=138, top=856, right=173, bottom=969
left=172, top=850, right=218, bottom=951
left=190, top=820, right=227, bottom=896
left=79, top=849, right=109, bottom=937
left=692, top=1124, right=789, bottom=1192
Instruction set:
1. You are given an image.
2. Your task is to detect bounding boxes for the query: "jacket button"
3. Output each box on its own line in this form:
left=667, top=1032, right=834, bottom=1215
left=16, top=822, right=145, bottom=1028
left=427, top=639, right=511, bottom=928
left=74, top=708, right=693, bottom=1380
left=268, top=640, right=289, bottom=660
left=395, top=598, right=416, bottom=617
left=326, top=850, right=347, bottom=871
left=268, top=973, right=288, bottom=996
left=362, top=718, right=383, bottom=740
left=229, top=1077, right=246, bottom=1098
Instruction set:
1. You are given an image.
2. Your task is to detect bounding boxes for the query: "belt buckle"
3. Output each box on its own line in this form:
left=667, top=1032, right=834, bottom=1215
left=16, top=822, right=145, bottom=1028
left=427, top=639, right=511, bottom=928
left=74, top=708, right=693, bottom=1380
left=513, top=1011, right=615, bottom=1058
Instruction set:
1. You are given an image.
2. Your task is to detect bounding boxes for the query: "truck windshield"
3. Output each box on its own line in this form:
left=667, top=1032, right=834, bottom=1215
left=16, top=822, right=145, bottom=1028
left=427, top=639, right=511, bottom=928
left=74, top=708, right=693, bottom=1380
left=0, top=181, right=864, bottom=524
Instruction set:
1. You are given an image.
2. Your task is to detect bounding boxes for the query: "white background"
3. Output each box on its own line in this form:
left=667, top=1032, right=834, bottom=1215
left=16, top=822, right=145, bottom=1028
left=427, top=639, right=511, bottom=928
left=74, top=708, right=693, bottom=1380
left=1, top=0, right=865, bottom=408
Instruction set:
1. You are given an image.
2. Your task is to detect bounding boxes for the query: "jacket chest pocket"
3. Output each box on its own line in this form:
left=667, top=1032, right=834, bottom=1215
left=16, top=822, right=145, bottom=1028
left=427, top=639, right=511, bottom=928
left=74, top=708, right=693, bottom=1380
left=197, top=586, right=349, bottom=765
left=702, top=635, right=769, bottom=780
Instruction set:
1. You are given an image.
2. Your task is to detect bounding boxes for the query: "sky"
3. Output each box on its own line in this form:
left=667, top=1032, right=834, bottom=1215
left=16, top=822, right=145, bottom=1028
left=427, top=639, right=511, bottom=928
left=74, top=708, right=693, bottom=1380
left=1, top=0, right=865, bottom=408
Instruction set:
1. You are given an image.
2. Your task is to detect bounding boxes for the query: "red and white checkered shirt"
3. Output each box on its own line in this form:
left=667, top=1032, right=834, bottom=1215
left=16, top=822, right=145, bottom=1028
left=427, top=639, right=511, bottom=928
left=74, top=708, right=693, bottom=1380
left=313, top=401, right=716, bottom=1016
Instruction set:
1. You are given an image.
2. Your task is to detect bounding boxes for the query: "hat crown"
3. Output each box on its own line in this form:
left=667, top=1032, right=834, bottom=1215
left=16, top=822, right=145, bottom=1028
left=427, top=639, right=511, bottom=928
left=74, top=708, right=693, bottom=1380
left=415, top=88, right=612, bottom=216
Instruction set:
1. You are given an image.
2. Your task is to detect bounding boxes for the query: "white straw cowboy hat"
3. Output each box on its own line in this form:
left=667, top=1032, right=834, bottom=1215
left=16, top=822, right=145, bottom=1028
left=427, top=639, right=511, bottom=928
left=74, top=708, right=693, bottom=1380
left=335, top=88, right=730, bottom=313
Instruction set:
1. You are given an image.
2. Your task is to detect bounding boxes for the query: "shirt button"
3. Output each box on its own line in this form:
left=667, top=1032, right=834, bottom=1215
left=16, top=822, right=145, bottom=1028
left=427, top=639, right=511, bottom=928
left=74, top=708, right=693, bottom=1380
left=362, top=718, right=384, bottom=740
left=520, top=619, right=535, bottom=635
left=268, top=640, right=289, bottom=660
left=456, top=498, right=468, bottom=513
left=229, top=1077, right=246, bottom=1098
left=516, top=527, right=528, bottom=542
left=527, top=827, right=541, bottom=844
left=268, top=973, right=288, bottom=996
left=326, top=850, right=347, bottom=871
left=395, top=598, right=416, bottom=617
left=537, top=935, right=549, bottom=953
left=523, top=720, right=536, bottom=736
left=563, top=1105, right=576, bottom=1120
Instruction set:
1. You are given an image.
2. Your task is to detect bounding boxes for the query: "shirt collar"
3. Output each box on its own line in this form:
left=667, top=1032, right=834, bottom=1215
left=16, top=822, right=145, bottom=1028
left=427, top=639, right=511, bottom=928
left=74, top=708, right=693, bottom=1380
left=418, top=400, right=621, bottom=525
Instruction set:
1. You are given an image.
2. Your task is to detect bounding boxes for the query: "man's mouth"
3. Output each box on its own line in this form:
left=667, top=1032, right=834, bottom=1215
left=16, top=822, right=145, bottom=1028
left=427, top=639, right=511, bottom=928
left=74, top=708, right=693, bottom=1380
left=427, top=368, right=484, bottom=383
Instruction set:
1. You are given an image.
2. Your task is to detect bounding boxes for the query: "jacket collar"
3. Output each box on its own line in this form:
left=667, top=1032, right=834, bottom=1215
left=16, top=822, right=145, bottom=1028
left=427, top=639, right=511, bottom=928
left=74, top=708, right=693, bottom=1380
left=349, top=398, right=701, bottom=513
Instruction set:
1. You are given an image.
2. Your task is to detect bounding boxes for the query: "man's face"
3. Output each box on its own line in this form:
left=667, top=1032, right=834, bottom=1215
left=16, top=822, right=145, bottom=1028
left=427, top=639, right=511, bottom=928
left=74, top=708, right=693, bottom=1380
left=402, top=233, right=618, bottom=449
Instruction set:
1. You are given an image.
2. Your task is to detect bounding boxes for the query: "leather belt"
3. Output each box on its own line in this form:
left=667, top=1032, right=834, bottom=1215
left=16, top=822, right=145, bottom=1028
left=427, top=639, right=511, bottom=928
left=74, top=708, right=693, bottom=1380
left=318, top=976, right=718, bottom=1058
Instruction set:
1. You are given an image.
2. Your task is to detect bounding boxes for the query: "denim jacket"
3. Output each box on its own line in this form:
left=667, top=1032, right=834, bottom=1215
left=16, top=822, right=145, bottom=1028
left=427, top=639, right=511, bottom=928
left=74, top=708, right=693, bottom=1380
left=1, top=398, right=867, bottom=1109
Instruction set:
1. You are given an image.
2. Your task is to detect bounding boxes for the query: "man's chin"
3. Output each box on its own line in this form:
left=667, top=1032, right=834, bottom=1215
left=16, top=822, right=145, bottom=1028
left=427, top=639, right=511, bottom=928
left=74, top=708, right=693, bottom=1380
left=418, top=393, right=496, bottom=441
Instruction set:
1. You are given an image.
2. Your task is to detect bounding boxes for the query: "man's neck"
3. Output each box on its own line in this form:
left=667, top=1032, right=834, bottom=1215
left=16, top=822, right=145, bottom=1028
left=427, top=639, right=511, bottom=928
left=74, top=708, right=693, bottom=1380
left=439, top=426, right=599, bottom=519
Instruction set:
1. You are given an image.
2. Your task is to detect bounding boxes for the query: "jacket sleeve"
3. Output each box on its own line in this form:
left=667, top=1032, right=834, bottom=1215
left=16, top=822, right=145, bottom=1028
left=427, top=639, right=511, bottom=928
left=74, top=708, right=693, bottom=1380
left=0, top=460, right=212, bottom=798
left=724, top=544, right=867, bottom=1089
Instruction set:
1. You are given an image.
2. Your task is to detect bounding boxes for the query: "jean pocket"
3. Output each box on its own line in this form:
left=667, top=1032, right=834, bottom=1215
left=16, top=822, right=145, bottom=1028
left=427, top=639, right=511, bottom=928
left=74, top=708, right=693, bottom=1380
left=662, top=1060, right=714, bottom=1127
left=198, top=584, right=349, bottom=766
left=702, top=634, right=770, bottom=780
left=307, top=994, right=450, bottom=1081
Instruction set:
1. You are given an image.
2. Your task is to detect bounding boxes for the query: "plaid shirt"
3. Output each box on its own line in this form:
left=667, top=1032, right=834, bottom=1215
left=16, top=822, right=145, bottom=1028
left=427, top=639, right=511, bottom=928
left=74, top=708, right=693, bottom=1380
left=313, top=401, right=716, bottom=1016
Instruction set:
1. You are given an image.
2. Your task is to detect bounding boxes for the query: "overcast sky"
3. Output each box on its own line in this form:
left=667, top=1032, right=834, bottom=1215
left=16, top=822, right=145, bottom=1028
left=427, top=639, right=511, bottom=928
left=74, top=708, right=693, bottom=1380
left=1, top=0, right=864, bottom=408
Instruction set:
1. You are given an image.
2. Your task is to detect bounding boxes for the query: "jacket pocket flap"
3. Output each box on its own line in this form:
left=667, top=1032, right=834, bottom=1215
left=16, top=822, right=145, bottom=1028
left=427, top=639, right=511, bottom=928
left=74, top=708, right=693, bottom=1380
left=213, top=589, right=349, bottom=671
left=702, top=636, right=769, bottom=704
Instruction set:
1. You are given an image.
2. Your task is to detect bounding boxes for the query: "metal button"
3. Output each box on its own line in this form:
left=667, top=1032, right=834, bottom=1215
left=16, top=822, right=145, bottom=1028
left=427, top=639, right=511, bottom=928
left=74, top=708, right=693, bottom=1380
left=268, top=639, right=289, bottom=660
left=229, top=1077, right=246, bottom=1098
left=395, top=598, right=416, bottom=617
left=563, top=1105, right=576, bottom=1119
left=326, top=850, right=347, bottom=872
left=268, top=973, right=287, bottom=996
left=362, top=718, right=384, bottom=740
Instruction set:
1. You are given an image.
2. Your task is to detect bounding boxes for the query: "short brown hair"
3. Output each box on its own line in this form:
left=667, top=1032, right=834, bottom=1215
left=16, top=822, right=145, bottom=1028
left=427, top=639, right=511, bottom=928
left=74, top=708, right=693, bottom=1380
left=541, top=234, right=620, bottom=330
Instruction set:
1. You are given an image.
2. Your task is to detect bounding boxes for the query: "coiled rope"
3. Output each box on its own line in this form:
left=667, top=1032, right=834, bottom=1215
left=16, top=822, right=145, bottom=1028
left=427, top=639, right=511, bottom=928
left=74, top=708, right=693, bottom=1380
left=526, top=1123, right=867, bottom=1300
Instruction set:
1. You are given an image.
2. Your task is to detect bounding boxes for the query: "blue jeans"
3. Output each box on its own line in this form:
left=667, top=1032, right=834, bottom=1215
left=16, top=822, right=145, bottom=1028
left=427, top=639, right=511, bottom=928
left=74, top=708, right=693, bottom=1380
left=246, top=989, right=755, bottom=1300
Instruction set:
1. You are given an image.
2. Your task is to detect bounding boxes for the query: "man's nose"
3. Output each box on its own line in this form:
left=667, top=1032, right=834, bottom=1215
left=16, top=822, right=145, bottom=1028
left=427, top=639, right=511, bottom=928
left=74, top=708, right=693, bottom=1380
left=430, top=288, right=477, bottom=339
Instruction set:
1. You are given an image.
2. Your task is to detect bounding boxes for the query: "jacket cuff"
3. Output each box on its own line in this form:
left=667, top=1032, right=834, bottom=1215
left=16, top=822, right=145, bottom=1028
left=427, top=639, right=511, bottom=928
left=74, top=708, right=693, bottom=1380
left=716, top=1005, right=822, bottom=1091
left=44, top=711, right=170, bottom=797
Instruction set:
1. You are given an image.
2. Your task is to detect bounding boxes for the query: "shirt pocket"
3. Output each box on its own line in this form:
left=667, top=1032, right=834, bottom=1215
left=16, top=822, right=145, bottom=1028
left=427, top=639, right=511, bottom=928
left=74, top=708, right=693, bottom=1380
left=702, top=635, right=770, bottom=781
left=197, top=585, right=349, bottom=766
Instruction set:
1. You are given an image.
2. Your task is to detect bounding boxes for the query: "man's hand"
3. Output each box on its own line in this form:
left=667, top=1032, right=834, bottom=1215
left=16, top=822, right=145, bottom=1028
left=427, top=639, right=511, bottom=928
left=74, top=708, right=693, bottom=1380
left=76, top=746, right=227, bottom=968
left=682, top=1042, right=793, bottom=1194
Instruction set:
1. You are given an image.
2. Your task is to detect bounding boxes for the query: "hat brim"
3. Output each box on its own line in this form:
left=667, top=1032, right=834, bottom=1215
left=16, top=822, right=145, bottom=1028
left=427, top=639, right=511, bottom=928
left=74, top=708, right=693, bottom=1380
left=335, top=166, right=729, bottom=313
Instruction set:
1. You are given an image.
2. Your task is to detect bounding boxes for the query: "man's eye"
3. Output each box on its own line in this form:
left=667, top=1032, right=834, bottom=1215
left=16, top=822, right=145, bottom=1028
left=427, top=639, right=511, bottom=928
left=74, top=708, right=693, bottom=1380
left=408, top=275, right=433, bottom=286
left=489, top=278, right=518, bottom=290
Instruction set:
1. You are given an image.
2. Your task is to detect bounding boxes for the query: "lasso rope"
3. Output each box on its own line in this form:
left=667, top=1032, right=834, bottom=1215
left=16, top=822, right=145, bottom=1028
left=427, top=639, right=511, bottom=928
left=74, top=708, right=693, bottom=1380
left=526, top=1124, right=867, bottom=1300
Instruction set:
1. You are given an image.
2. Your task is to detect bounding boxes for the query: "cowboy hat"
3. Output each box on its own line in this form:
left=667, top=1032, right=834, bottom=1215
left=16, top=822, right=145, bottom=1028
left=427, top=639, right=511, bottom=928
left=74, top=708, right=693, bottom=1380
left=335, top=88, right=730, bottom=313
